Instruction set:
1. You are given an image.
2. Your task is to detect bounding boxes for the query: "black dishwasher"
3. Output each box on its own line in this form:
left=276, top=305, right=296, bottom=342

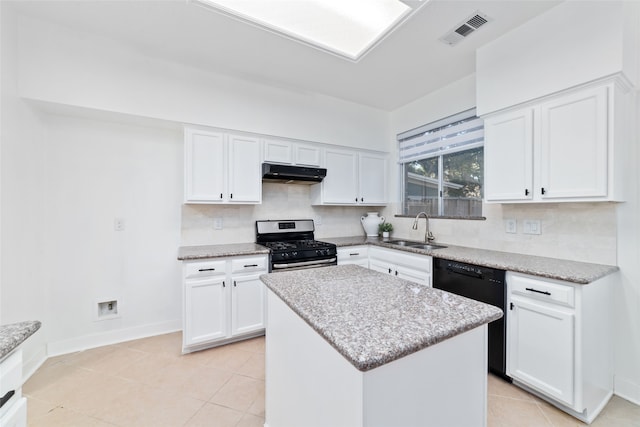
left=433, top=258, right=509, bottom=380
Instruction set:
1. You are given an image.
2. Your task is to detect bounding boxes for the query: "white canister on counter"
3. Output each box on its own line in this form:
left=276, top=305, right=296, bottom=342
left=361, top=212, right=384, bottom=237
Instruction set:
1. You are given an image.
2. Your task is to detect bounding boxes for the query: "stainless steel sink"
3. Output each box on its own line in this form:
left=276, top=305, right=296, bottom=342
left=406, top=243, right=447, bottom=250
left=387, top=240, right=447, bottom=250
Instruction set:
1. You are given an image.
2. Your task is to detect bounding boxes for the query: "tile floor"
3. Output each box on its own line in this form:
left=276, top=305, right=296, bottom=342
left=24, top=332, right=639, bottom=427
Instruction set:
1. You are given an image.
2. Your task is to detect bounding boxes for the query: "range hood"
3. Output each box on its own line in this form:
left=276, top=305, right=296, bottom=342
left=262, top=163, right=326, bottom=184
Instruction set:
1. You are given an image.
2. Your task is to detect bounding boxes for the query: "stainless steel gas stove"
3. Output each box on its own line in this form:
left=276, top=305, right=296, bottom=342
left=255, top=219, right=337, bottom=272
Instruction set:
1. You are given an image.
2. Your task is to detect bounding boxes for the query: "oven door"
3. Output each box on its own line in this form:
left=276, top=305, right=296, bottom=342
left=271, top=257, right=337, bottom=272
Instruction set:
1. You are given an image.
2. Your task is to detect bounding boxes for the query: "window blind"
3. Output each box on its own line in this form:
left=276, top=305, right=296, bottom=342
left=398, top=109, right=483, bottom=163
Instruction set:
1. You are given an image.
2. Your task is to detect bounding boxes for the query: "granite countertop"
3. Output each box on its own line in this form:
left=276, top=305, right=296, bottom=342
left=260, top=264, right=503, bottom=372
left=325, top=236, right=618, bottom=284
left=0, top=320, right=41, bottom=360
left=178, top=243, right=270, bottom=260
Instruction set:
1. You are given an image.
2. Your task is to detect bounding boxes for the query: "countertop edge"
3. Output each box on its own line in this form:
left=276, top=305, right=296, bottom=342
left=0, top=320, right=42, bottom=360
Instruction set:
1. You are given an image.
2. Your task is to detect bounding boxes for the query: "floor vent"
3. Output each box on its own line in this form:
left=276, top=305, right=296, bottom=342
left=439, top=11, right=491, bottom=46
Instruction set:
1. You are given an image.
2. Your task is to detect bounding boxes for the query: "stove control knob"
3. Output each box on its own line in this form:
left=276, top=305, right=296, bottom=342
left=292, top=252, right=297, bottom=257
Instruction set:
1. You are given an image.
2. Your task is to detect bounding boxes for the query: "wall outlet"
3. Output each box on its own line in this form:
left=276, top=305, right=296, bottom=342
left=114, top=217, right=125, bottom=231
left=213, top=217, right=223, bottom=230
left=523, top=219, right=542, bottom=235
left=505, top=219, right=517, bottom=234
left=315, top=215, right=322, bottom=226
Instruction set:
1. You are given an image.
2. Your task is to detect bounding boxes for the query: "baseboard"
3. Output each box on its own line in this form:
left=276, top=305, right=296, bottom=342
left=614, top=375, right=640, bottom=406
left=46, top=319, right=182, bottom=357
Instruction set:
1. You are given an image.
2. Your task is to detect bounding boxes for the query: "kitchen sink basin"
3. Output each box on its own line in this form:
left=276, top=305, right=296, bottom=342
left=387, top=240, right=447, bottom=250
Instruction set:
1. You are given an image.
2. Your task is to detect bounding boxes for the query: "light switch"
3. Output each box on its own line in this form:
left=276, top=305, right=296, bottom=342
left=505, top=219, right=517, bottom=234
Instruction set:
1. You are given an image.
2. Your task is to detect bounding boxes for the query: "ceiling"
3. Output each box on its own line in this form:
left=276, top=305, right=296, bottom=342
left=11, top=0, right=562, bottom=111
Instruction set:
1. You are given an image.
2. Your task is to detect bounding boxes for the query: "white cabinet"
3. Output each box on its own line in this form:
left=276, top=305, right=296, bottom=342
left=184, top=127, right=262, bottom=204
left=368, top=247, right=431, bottom=287
left=182, top=255, right=268, bottom=353
left=337, top=246, right=369, bottom=267
left=0, top=349, right=26, bottom=427
left=311, top=148, right=387, bottom=206
left=484, top=79, right=629, bottom=203
left=506, top=272, right=614, bottom=423
left=263, top=138, right=321, bottom=166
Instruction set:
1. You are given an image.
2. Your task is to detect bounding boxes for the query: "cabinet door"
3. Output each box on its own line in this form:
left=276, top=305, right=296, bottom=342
left=228, top=134, right=262, bottom=203
left=484, top=108, right=534, bottom=201
left=184, top=277, right=228, bottom=346
left=539, top=86, right=608, bottom=199
left=294, top=143, right=321, bottom=166
left=322, top=149, right=358, bottom=204
left=369, top=258, right=396, bottom=276
left=231, top=274, right=266, bottom=336
left=184, top=128, right=225, bottom=203
left=508, top=295, right=575, bottom=406
left=396, top=266, right=431, bottom=287
left=358, top=153, right=387, bottom=204
left=264, top=139, right=292, bottom=164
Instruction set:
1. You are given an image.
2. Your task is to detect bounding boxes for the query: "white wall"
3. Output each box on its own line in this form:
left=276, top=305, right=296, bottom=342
left=40, top=113, right=184, bottom=355
left=476, top=1, right=631, bottom=115
left=0, top=2, right=47, bottom=376
left=16, top=14, right=390, bottom=153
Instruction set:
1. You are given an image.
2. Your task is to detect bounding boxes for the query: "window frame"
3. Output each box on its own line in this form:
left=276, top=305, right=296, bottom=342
left=398, top=109, right=484, bottom=219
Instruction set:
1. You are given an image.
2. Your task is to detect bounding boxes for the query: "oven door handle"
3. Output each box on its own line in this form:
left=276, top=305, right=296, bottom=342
left=272, top=257, right=337, bottom=269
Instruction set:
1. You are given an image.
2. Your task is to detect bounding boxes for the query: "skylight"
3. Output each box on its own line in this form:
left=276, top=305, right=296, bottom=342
left=191, top=0, right=426, bottom=61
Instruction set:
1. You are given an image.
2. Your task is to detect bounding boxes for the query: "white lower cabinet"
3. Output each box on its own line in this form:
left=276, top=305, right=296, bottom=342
left=368, top=247, right=431, bottom=287
left=337, top=246, right=369, bottom=267
left=0, top=349, right=26, bottom=427
left=506, top=272, right=614, bottom=423
left=182, top=255, right=267, bottom=353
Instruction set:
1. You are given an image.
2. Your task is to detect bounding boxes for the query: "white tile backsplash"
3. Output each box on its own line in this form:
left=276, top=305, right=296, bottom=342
left=181, top=185, right=617, bottom=266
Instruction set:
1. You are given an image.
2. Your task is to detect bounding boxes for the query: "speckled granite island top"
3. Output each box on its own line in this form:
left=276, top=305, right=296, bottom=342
left=178, top=243, right=269, bottom=260
left=260, top=265, right=502, bottom=372
left=0, top=320, right=41, bottom=359
left=325, top=236, right=618, bottom=284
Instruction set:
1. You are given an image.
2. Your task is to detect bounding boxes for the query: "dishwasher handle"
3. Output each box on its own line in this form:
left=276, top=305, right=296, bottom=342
left=446, top=266, right=483, bottom=280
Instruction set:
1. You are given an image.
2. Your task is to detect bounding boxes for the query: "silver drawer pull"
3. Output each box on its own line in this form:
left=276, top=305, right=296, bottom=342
left=244, top=264, right=258, bottom=268
left=198, top=268, right=216, bottom=272
left=525, top=287, right=551, bottom=296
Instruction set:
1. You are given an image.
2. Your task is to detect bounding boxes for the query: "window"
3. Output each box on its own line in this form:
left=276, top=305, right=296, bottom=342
left=399, top=109, right=484, bottom=217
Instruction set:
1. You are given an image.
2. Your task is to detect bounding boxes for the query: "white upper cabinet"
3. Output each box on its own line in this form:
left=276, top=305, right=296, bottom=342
left=311, top=148, right=387, bottom=206
left=263, top=138, right=321, bottom=167
left=483, top=79, right=629, bottom=203
left=484, top=108, right=534, bottom=202
left=184, top=127, right=262, bottom=204
left=538, top=86, right=608, bottom=200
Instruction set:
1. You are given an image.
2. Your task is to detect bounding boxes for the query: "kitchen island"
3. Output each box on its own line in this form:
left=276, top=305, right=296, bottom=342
left=260, top=265, right=503, bottom=427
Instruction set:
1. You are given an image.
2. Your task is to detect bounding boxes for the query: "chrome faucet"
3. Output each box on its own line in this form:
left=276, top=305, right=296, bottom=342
left=412, top=212, right=435, bottom=243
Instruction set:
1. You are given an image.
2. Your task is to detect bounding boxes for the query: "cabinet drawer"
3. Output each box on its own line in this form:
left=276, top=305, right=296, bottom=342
left=231, top=256, right=267, bottom=274
left=337, top=246, right=368, bottom=262
left=0, top=349, right=22, bottom=397
left=185, top=260, right=227, bottom=278
left=510, top=274, right=575, bottom=308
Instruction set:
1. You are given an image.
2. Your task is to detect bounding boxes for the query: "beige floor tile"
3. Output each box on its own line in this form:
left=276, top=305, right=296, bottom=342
left=23, top=360, right=80, bottom=397
left=184, top=402, right=244, bottom=427
left=25, top=397, right=58, bottom=423
left=24, top=365, right=95, bottom=405
left=70, top=345, right=148, bottom=375
left=122, top=331, right=183, bottom=357
left=488, top=374, right=538, bottom=402
left=210, top=374, right=265, bottom=412
left=536, top=399, right=587, bottom=427
left=204, top=345, right=254, bottom=372
left=28, top=405, right=116, bottom=427
left=178, top=364, right=234, bottom=401
left=234, top=353, right=265, bottom=380
left=246, top=382, right=265, bottom=417
left=597, top=395, right=640, bottom=425
left=237, top=413, right=266, bottom=427
left=228, top=336, right=265, bottom=354
left=113, top=353, right=174, bottom=385
left=60, top=371, right=136, bottom=417
left=92, top=382, right=205, bottom=427
left=488, top=394, right=552, bottom=427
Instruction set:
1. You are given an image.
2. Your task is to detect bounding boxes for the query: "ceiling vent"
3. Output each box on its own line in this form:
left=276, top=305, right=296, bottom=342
left=439, top=11, right=491, bottom=46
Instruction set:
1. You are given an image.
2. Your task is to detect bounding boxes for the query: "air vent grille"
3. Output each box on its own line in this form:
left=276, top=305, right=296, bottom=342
left=439, top=11, right=491, bottom=46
